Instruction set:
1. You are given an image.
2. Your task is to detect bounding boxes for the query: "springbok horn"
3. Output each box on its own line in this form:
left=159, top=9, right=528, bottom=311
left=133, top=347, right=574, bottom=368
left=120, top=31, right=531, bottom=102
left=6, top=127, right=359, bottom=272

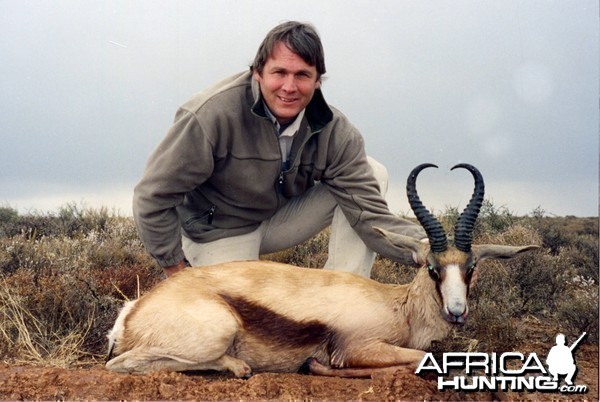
left=406, top=163, right=448, bottom=253
left=451, top=163, right=485, bottom=253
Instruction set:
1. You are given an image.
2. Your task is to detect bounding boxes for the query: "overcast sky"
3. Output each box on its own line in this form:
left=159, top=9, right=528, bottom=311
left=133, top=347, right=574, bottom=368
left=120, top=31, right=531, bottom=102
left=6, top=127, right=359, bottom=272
left=1, top=1, right=598, bottom=217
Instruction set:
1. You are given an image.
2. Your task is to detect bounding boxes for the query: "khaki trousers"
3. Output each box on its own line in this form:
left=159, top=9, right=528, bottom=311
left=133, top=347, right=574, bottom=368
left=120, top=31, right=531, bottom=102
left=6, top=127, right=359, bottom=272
left=182, top=157, right=388, bottom=277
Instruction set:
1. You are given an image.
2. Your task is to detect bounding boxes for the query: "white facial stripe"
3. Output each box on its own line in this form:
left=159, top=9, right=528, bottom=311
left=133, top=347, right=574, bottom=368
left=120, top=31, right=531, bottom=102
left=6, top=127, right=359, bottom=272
left=440, top=264, right=468, bottom=317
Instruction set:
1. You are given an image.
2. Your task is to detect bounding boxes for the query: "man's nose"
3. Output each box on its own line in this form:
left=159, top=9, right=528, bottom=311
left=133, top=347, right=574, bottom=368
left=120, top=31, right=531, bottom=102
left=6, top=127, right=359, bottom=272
left=281, top=75, right=297, bottom=92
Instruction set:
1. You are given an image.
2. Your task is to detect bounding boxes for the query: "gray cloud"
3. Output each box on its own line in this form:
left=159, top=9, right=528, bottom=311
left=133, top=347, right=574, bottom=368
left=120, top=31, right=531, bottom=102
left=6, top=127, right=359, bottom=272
left=0, top=0, right=597, bottom=216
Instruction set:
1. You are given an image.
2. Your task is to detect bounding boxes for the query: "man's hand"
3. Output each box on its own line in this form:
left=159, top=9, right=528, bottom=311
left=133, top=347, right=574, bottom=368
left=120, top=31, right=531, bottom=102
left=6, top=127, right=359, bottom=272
left=414, top=237, right=429, bottom=265
left=163, top=260, right=187, bottom=277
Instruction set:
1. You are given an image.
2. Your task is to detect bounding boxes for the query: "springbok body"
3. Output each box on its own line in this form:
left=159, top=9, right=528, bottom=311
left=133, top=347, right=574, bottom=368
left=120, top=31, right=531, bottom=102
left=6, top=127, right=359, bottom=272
left=106, top=164, right=538, bottom=377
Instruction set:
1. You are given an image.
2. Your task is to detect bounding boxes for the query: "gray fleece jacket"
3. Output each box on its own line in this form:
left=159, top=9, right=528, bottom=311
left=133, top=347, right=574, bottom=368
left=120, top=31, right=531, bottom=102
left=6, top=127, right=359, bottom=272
left=133, top=71, right=425, bottom=267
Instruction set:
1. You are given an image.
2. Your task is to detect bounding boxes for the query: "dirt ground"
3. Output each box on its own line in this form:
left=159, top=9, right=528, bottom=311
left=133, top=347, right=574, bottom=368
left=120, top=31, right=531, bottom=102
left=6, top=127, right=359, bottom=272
left=0, top=344, right=596, bottom=401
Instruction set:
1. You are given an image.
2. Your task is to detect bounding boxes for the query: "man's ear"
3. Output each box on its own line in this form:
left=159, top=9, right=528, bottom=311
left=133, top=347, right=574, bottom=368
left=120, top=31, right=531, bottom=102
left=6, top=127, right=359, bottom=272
left=252, top=69, right=262, bottom=82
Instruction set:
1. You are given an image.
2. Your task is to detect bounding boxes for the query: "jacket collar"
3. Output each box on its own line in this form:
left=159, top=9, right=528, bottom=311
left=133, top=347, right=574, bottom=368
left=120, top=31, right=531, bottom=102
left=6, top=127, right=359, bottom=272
left=250, top=71, right=334, bottom=133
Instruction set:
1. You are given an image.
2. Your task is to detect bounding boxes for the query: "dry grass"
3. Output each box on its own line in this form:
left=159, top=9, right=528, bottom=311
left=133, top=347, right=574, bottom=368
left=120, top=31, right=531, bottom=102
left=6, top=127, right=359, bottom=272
left=0, top=283, right=93, bottom=366
left=0, top=205, right=162, bottom=364
left=0, top=203, right=597, bottom=367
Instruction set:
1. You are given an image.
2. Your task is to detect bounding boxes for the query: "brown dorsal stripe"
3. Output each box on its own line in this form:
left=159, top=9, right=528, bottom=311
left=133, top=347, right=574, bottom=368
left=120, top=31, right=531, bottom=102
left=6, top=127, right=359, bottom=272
left=220, top=294, right=333, bottom=347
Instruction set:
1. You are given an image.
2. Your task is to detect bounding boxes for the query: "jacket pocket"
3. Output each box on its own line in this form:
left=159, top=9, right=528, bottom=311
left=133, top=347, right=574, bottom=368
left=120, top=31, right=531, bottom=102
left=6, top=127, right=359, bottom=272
left=182, top=205, right=216, bottom=233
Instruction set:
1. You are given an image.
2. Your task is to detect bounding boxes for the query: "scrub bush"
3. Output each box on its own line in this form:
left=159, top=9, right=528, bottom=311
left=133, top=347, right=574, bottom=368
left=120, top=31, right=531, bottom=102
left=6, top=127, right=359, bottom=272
left=0, top=206, right=162, bottom=363
left=0, top=201, right=596, bottom=367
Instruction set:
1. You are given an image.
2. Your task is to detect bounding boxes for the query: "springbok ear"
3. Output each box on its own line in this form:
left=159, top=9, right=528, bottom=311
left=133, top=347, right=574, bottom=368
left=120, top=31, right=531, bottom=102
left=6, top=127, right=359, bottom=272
left=373, top=227, right=429, bottom=265
left=472, top=244, right=540, bottom=263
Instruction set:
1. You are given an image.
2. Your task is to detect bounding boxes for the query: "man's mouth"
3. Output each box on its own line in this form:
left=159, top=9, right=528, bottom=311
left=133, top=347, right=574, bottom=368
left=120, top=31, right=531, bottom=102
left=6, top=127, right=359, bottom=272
left=278, top=96, right=297, bottom=103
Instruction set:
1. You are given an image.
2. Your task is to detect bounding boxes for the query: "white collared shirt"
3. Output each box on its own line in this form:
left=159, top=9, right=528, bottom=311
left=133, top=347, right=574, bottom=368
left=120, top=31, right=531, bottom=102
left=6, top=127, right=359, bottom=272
left=264, top=105, right=305, bottom=164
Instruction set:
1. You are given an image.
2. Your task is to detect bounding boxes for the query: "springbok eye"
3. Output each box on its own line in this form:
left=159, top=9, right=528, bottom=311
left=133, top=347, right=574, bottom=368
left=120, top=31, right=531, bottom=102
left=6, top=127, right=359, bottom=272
left=427, top=264, right=440, bottom=280
left=466, top=264, right=475, bottom=274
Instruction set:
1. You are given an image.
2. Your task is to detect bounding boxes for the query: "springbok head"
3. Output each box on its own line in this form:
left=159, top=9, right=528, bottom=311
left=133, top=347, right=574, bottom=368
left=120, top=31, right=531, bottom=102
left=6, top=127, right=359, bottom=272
left=377, top=163, right=538, bottom=324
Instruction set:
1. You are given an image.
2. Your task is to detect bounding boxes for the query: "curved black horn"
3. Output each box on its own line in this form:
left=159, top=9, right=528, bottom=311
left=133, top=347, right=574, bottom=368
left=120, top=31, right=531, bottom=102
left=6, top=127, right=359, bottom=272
left=407, top=163, right=448, bottom=253
left=451, top=163, right=485, bottom=252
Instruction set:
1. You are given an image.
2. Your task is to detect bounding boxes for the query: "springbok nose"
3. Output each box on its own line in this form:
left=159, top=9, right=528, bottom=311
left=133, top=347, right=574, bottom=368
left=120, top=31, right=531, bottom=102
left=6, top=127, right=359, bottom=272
left=446, top=305, right=469, bottom=323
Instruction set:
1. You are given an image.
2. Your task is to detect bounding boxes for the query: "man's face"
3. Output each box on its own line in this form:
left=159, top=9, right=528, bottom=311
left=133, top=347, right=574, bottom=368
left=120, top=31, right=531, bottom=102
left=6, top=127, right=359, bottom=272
left=253, top=41, right=320, bottom=125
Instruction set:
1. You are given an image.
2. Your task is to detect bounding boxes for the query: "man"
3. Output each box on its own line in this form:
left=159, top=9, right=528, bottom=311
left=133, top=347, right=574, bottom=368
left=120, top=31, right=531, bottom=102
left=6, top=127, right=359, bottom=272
left=133, top=21, right=425, bottom=278
left=546, top=333, right=581, bottom=385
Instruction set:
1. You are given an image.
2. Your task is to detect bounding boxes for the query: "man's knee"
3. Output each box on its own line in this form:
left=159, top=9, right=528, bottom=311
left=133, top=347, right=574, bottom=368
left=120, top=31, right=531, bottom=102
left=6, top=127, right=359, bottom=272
left=366, top=156, right=389, bottom=195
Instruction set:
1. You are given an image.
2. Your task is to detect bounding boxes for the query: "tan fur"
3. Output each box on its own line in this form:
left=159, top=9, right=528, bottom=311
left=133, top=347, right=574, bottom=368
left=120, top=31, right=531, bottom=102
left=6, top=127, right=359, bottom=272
left=106, top=235, right=538, bottom=378
left=437, top=248, right=469, bottom=267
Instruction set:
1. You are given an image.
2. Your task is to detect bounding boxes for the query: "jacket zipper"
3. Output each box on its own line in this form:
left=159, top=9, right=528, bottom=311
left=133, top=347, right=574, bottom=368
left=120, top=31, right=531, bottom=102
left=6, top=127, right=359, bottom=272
left=277, top=171, right=285, bottom=193
left=207, top=205, right=216, bottom=224
left=272, top=117, right=320, bottom=196
left=270, top=123, right=286, bottom=195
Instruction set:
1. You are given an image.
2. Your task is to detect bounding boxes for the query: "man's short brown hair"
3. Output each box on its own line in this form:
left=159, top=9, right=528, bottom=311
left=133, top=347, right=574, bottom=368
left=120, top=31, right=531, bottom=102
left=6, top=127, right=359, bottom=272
left=251, top=21, right=326, bottom=79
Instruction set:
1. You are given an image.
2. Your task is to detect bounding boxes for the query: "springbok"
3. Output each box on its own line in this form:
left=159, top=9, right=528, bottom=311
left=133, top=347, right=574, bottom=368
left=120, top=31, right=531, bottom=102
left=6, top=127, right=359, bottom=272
left=106, top=163, right=538, bottom=378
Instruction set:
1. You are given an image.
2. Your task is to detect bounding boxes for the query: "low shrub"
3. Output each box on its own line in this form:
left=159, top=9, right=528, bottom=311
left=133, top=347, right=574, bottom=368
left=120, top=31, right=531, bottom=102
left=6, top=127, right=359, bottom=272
left=0, top=207, right=163, bottom=363
left=0, top=201, right=596, bottom=367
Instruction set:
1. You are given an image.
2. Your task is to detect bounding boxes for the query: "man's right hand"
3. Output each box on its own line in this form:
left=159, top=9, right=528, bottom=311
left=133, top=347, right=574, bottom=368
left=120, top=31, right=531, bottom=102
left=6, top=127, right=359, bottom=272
left=163, top=260, right=187, bottom=277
